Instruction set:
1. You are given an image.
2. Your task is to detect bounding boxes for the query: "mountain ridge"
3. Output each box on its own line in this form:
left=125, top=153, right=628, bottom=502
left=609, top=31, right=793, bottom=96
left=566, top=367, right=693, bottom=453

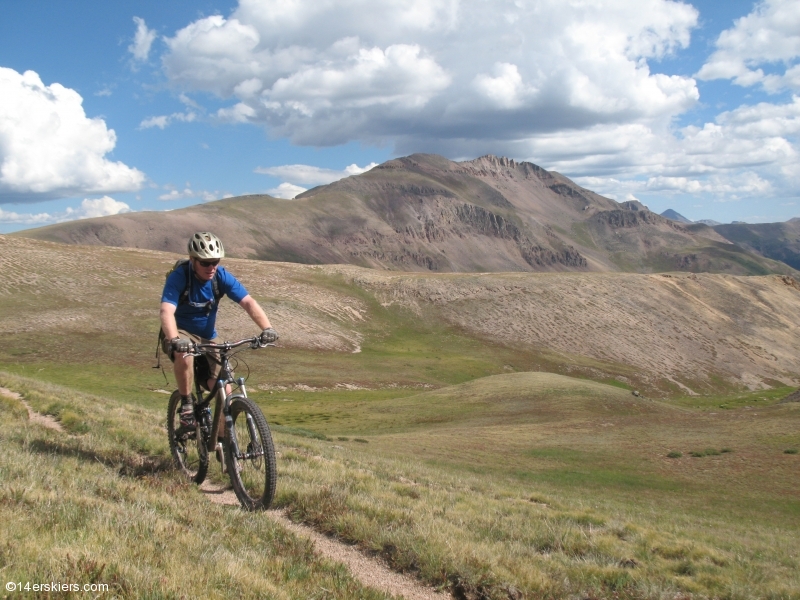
left=14, top=153, right=797, bottom=276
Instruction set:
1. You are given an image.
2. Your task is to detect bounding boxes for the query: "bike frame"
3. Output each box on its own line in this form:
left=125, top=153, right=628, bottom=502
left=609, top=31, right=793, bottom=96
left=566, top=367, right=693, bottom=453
left=188, top=337, right=265, bottom=458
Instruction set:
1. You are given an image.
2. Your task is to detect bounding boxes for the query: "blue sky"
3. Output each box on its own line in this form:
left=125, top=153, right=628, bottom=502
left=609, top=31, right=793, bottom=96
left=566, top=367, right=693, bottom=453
left=1, top=0, right=798, bottom=233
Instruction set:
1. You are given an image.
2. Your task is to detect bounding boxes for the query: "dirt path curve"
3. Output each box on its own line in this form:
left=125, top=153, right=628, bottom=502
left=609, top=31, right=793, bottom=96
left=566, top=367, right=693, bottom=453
left=0, top=386, right=63, bottom=432
left=200, top=481, right=451, bottom=600
left=0, top=384, right=448, bottom=600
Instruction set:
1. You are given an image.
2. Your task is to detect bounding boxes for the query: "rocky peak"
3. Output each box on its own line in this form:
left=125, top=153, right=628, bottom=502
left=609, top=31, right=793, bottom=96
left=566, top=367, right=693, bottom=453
left=468, top=155, right=518, bottom=169
left=459, top=155, right=551, bottom=180
left=620, top=200, right=648, bottom=212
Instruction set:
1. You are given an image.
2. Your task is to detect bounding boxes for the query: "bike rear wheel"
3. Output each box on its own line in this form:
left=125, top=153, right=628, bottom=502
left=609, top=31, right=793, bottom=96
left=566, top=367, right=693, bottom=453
left=167, top=390, right=209, bottom=484
left=225, top=397, right=277, bottom=510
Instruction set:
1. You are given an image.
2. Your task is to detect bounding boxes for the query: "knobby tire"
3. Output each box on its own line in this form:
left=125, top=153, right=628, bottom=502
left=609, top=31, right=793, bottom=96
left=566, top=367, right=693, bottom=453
left=167, top=390, right=209, bottom=484
left=225, top=397, right=277, bottom=511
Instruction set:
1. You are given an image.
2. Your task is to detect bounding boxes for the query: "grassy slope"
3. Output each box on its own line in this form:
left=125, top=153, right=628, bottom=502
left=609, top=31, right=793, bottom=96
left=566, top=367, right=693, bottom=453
left=1, top=236, right=800, bottom=598
left=272, top=374, right=800, bottom=599
left=3, top=370, right=797, bottom=599
left=0, top=373, right=391, bottom=600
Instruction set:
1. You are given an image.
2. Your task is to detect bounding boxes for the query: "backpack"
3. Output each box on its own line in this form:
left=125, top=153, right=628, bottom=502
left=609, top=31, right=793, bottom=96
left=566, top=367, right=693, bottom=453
left=154, top=259, right=223, bottom=369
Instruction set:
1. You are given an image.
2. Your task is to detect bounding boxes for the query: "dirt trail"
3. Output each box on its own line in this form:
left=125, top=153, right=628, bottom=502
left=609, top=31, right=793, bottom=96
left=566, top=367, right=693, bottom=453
left=0, top=380, right=448, bottom=600
left=0, top=386, right=63, bottom=432
left=200, top=481, right=450, bottom=600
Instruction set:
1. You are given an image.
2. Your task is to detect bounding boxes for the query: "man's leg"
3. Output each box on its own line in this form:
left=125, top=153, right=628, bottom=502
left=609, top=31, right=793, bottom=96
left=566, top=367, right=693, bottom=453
left=171, top=330, right=200, bottom=426
left=174, top=352, right=194, bottom=396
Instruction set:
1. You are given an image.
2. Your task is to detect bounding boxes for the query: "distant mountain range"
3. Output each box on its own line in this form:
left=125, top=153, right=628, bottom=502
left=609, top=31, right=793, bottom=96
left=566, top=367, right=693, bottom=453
left=660, top=209, right=692, bottom=224
left=13, top=154, right=797, bottom=276
left=660, top=209, right=722, bottom=227
left=712, top=219, right=800, bottom=271
left=660, top=209, right=800, bottom=271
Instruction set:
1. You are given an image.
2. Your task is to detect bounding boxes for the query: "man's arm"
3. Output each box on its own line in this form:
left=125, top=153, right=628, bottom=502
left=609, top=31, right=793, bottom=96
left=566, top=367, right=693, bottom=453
left=239, top=295, right=272, bottom=330
left=160, top=301, right=180, bottom=339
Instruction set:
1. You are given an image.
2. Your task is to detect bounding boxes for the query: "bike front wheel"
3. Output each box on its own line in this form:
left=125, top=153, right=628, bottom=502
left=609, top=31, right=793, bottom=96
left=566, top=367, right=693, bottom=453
left=225, top=397, right=277, bottom=510
left=167, top=390, right=209, bottom=484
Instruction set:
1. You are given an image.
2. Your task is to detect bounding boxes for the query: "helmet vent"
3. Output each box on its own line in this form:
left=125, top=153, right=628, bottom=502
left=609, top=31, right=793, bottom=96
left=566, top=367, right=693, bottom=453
left=187, top=231, right=225, bottom=259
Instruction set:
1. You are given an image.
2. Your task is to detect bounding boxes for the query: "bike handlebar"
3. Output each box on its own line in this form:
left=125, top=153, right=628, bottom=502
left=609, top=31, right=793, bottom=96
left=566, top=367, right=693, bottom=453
left=189, top=336, right=273, bottom=354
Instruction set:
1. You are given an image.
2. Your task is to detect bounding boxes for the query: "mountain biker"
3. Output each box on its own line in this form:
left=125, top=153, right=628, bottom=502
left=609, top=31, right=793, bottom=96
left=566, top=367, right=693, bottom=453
left=160, top=231, right=278, bottom=429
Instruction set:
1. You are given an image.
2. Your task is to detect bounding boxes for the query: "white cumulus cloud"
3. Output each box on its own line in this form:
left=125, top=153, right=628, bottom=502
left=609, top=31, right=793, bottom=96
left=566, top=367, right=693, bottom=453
left=266, top=182, right=307, bottom=199
left=696, top=0, right=800, bottom=93
left=160, top=0, right=699, bottom=146
left=75, top=196, right=131, bottom=218
left=0, top=67, right=145, bottom=203
left=140, top=111, right=197, bottom=129
left=532, top=96, right=799, bottom=202
left=129, top=16, right=157, bottom=63
left=255, top=162, right=378, bottom=185
left=145, top=0, right=800, bottom=211
left=158, top=184, right=226, bottom=202
left=474, top=63, right=533, bottom=110
left=0, top=196, right=130, bottom=226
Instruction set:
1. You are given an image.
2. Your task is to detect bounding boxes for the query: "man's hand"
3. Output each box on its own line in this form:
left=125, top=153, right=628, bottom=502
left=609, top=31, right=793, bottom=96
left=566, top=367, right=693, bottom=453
left=170, top=337, right=191, bottom=354
left=260, top=327, right=279, bottom=345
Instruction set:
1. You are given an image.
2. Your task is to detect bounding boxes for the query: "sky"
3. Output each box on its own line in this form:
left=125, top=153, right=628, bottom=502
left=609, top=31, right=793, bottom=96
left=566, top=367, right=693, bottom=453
left=0, top=0, right=798, bottom=233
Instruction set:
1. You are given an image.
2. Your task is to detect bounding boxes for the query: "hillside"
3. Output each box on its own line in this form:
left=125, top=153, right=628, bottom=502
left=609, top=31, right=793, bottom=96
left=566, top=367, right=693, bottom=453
left=2, top=235, right=799, bottom=599
left=713, top=218, right=800, bottom=270
left=15, top=154, right=795, bottom=276
left=2, top=234, right=799, bottom=396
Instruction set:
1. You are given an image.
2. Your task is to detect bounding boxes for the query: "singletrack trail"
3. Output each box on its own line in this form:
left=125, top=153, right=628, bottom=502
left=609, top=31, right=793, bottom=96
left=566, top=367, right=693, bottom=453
left=200, top=481, right=451, bottom=600
left=0, top=386, right=63, bottom=432
left=0, top=384, right=448, bottom=599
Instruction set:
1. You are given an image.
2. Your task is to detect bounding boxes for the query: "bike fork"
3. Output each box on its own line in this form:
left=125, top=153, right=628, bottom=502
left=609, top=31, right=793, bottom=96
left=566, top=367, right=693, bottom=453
left=207, top=381, right=225, bottom=453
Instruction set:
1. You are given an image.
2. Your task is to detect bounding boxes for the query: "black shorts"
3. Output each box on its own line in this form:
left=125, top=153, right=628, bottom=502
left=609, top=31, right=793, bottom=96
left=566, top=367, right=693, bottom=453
left=166, top=329, right=223, bottom=390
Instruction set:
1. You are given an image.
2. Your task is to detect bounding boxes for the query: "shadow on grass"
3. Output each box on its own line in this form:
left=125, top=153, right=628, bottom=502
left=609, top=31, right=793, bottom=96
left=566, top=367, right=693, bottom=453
left=27, top=438, right=173, bottom=478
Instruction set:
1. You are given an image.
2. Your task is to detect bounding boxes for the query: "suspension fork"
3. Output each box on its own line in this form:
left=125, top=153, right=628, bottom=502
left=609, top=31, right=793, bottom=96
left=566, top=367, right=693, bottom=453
left=207, top=379, right=226, bottom=452
left=238, top=377, right=262, bottom=455
left=225, top=377, right=259, bottom=460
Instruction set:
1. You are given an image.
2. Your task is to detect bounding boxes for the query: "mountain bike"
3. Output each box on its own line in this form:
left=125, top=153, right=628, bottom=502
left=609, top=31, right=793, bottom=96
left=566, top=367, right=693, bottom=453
left=166, top=336, right=277, bottom=511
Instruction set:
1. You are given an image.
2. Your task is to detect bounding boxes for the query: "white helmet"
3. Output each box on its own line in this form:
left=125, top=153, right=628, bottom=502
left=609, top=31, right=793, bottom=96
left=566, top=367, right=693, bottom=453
left=188, top=232, right=225, bottom=259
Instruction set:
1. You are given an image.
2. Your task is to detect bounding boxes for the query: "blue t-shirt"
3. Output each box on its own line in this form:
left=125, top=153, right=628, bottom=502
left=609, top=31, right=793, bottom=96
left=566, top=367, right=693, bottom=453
left=161, top=264, right=248, bottom=339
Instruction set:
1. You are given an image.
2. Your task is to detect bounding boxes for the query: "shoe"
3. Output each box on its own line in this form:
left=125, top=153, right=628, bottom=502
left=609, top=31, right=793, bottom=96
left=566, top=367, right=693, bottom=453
left=179, top=403, right=196, bottom=428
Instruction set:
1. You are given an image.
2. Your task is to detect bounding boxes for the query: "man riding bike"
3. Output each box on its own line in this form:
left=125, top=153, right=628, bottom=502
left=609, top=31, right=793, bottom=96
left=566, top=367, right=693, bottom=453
left=160, top=231, right=278, bottom=429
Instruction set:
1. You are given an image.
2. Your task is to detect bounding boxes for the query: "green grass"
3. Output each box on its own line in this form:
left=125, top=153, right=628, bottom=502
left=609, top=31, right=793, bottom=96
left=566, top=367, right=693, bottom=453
left=669, top=386, right=797, bottom=411
left=3, top=366, right=800, bottom=598
left=0, top=372, right=391, bottom=600
left=269, top=388, right=800, bottom=599
left=690, top=448, right=721, bottom=458
left=3, top=237, right=800, bottom=599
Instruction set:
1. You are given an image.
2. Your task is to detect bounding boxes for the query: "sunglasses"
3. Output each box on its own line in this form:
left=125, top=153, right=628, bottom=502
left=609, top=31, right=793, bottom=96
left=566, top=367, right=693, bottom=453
left=197, top=259, right=220, bottom=268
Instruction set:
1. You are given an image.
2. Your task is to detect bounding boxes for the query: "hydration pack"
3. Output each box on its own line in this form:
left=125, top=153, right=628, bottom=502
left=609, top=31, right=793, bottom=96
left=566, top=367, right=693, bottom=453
left=168, top=258, right=222, bottom=311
